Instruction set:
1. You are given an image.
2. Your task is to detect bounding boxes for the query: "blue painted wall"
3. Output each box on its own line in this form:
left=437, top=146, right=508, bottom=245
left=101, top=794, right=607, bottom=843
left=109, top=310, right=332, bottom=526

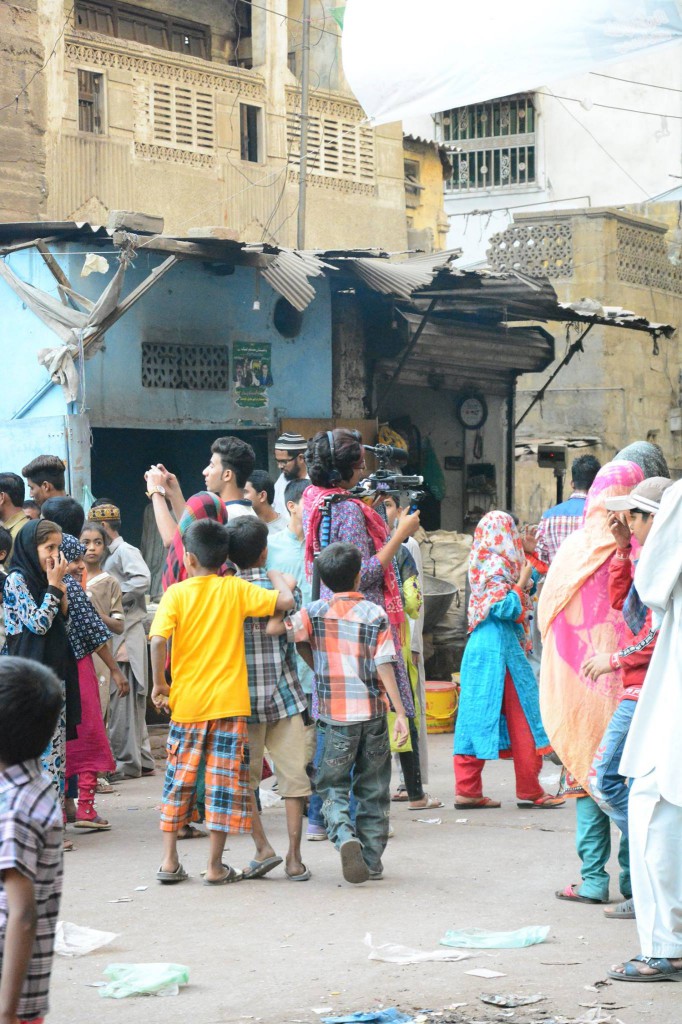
left=0, top=242, right=332, bottom=432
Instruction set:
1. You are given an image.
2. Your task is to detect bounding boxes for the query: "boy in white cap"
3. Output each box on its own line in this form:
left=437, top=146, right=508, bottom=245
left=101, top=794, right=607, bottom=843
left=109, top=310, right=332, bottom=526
left=272, top=433, right=308, bottom=517
left=582, top=476, right=672, bottom=921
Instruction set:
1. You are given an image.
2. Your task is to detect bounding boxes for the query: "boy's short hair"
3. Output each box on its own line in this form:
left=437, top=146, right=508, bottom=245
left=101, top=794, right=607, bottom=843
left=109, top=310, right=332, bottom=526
left=227, top=517, right=268, bottom=570
left=248, top=470, right=275, bottom=505
left=571, top=454, right=601, bottom=492
left=0, top=658, right=63, bottom=765
left=284, top=478, right=308, bottom=506
left=21, top=455, right=66, bottom=491
left=23, top=499, right=39, bottom=514
left=317, top=542, right=361, bottom=593
left=211, top=436, right=256, bottom=488
left=0, top=526, right=12, bottom=561
left=41, top=496, right=85, bottom=537
left=0, top=472, right=25, bottom=508
left=183, top=519, right=230, bottom=571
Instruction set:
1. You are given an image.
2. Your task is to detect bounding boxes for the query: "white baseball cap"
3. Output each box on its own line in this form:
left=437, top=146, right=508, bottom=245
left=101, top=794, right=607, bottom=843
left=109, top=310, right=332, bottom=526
left=605, top=476, right=673, bottom=514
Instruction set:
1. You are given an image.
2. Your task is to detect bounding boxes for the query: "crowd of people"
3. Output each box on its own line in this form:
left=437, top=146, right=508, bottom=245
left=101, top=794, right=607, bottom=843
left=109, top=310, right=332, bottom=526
left=0, top=432, right=680, bottom=1022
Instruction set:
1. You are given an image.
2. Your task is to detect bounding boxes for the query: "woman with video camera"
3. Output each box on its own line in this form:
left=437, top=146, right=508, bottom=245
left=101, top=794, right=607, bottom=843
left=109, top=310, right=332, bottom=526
left=302, top=428, right=442, bottom=813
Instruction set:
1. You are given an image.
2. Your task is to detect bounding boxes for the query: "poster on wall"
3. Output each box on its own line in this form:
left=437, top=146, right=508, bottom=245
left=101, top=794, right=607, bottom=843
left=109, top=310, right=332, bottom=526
left=232, top=341, right=274, bottom=408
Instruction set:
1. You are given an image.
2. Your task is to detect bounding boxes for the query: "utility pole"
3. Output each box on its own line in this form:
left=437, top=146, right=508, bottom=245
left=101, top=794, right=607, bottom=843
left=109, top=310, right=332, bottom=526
left=296, top=0, right=310, bottom=249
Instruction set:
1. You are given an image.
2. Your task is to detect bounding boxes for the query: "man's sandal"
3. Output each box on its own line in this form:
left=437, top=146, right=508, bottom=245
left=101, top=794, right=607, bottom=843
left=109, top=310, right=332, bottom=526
left=517, top=793, right=566, bottom=809
left=454, top=796, right=501, bottom=809
left=604, top=897, right=635, bottom=919
left=608, top=954, right=682, bottom=982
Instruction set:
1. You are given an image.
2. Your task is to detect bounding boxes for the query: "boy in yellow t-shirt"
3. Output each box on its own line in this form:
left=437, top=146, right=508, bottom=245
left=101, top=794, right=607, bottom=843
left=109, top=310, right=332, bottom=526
left=149, top=519, right=294, bottom=886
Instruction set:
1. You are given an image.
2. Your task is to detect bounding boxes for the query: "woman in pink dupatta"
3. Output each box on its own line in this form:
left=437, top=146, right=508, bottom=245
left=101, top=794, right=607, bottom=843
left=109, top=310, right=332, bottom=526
left=538, top=460, right=643, bottom=904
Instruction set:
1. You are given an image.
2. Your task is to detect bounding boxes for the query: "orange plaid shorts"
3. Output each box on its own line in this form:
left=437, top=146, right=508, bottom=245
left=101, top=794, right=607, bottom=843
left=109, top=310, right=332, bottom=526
left=160, top=717, right=252, bottom=834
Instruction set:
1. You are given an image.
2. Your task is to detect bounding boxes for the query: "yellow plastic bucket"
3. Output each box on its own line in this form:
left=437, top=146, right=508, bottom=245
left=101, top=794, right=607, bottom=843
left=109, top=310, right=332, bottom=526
left=425, top=678, right=459, bottom=734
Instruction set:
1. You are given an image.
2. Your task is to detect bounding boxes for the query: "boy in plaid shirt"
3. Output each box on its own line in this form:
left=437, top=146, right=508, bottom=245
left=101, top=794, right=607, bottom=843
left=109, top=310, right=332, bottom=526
left=268, top=542, right=408, bottom=884
left=150, top=520, right=294, bottom=886
left=0, top=658, right=64, bottom=1024
left=229, top=518, right=311, bottom=881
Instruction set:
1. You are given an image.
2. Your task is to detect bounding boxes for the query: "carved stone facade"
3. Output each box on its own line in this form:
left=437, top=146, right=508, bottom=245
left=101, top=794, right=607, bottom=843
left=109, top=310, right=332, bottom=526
left=486, top=221, right=574, bottom=277
left=617, top=223, right=682, bottom=295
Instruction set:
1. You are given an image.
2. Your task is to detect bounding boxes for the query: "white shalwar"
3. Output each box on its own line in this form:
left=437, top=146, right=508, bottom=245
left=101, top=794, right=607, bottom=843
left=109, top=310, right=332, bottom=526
left=620, top=479, right=682, bottom=958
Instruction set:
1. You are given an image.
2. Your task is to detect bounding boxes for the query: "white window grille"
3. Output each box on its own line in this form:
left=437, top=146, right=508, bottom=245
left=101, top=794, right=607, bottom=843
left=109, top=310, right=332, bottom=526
left=150, top=82, right=214, bottom=151
left=287, top=112, right=375, bottom=184
left=436, top=94, right=536, bottom=193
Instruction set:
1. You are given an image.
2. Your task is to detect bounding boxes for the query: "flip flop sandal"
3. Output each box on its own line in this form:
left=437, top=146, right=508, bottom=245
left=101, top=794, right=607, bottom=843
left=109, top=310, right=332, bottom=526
left=96, top=778, right=115, bottom=794
left=340, top=838, right=370, bottom=884
left=517, top=793, right=566, bottom=808
left=454, top=797, right=501, bottom=809
left=74, top=816, right=111, bottom=831
left=285, top=865, right=311, bottom=881
left=157, top=863, right=189, bottom=884
left=178, top=824, right=208, bottom=840
left=408, top=793, right=444, bottom=811
left=604, top=897, right=636, bottom=919
left=555, top=883, right=607, bottom=904
left=608, top=954, right=682, bottom=982
left=391, top=790, right=409, bottom=802
left=242, top=855, right=283, bottom=880
left=203, top=865, right=243, bottom=886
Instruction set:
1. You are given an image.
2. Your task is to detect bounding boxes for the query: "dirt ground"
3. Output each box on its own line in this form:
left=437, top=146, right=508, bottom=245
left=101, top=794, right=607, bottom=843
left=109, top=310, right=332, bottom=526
left=50, top=733, right=678, bottom=1024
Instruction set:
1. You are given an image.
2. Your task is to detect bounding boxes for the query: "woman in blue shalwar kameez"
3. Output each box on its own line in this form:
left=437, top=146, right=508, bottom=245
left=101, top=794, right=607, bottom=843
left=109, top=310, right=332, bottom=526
left=453, top=511, right=564, bottom=810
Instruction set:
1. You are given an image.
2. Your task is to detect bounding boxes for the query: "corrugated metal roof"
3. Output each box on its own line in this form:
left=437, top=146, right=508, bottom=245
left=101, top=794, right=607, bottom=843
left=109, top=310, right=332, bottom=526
left=257, top=247, right=329, bottom=312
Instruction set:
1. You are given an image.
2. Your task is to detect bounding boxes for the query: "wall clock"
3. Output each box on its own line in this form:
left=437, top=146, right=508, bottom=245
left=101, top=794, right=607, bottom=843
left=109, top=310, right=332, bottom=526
left=455, top=393, right=488, bottom=430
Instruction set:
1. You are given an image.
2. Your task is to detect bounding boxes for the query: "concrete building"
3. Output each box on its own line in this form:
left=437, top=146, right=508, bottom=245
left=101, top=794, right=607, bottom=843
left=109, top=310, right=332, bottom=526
left=402, top=134, right=451, bottom=254
left=0, top=0, right=406, bottom=249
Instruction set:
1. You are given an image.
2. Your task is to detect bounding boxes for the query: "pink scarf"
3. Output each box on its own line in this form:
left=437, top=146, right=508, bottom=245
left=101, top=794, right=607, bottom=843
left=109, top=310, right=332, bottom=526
left=303, top=484, right=404, bottom=626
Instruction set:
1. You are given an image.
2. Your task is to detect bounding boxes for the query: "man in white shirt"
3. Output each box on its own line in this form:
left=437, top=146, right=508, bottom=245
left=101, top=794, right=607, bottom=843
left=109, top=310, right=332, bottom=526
left=272, top=433, right=308, bottom=517
left=609, top=479, right=682, bottom=983
left=245, top=470, right=287, bottom=535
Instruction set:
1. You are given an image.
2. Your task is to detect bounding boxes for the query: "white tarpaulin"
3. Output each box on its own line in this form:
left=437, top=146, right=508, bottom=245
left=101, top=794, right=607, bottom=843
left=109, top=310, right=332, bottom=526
left=342, top=0, right=682, bottom=125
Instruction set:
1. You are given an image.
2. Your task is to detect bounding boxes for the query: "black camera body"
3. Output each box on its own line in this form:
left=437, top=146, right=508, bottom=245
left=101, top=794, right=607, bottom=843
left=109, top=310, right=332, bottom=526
left=352, top=443, right=426, bottom=510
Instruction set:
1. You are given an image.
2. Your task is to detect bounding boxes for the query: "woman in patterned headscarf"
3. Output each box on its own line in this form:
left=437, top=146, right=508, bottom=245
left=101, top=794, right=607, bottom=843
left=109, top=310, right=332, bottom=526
left=454, top=511, right=562, bottom=810
left=539, top=460, right=644, bottom=904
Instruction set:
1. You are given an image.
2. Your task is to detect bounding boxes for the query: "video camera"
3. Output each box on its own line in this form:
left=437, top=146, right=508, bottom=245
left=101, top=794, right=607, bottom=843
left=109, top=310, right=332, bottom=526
left=352, top=443, right=426, bottom=512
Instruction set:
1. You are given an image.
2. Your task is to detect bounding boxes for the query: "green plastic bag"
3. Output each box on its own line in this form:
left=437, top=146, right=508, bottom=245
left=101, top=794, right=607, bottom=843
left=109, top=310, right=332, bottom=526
left=99, top=962, right=190, bottom=998
left=421, top=438, right=446, bottom=502
left=440, top=925, right=550, bottom=949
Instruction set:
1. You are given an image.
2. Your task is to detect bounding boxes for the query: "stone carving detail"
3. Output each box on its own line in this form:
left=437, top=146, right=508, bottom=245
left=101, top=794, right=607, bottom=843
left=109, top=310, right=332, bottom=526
left=286, top=89, right=366, bottom=122
left=487, top=221, right=573, bottom=277
left=141, top=343, right=230, bottom=390
left=617, top=223, right=682, bottom=294
left=287, top=170, right=375, bottom=196
left=65, top=37, right=265, bottom=99
left=134, top=142, right=215, bottom=168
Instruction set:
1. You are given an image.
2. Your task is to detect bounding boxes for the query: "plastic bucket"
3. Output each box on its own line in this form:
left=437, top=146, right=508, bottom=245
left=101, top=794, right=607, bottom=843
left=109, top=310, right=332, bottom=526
left=425, top=678, right=459, bottom=734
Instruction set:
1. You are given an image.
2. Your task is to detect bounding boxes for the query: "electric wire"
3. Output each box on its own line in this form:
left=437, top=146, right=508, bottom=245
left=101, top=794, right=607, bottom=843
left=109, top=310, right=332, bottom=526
left=0, top=3, right=75, bottom=112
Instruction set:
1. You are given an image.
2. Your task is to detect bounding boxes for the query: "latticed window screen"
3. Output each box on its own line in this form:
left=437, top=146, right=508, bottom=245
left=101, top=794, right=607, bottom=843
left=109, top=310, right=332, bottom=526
left=287, top=112, right=375, bottom=183
left=151, top=82, right=214, bottom=150
left=141, top=343, right=229, bottom=390
left=436, top=94, right=536, bottom=192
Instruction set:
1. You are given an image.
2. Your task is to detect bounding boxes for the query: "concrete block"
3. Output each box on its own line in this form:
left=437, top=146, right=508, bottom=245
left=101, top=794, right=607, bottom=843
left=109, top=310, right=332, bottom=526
left=107, top=210, right=164, bottom=233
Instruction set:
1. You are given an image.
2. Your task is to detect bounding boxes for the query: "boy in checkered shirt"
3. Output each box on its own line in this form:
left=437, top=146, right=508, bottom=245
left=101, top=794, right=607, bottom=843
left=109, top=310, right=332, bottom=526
left=149, top=519, right=294, bottom=886
left=229, top=517, right=311, bottom=882
left=0, top=658, right=64, bottom=1024
left=268, top=542, right=408, bottom=884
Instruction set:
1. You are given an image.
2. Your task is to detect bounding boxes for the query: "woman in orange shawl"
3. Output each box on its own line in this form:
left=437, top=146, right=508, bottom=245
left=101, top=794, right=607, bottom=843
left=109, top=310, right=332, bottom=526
left=538, top=460, right=644, bottom=904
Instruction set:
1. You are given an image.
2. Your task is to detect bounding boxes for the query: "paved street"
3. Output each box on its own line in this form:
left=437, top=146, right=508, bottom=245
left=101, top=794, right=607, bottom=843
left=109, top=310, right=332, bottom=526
left=51, top=733, right=677, bottom=1024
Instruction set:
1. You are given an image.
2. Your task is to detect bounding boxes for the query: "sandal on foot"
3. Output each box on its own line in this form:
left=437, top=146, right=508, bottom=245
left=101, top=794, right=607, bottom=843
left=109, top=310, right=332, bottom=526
left=178, top=824, right=208, bottom=840
left=454, top=796, right=501, bottom=809
left=555, top=883, right=607, bottom=904
left=391, top=790, right=409, bottom=802
left=340, top=838, right=369, bottom=884
left=608, top=954, right=682, bottom=982
left=203, top=864, right=243, bottom=886
left=285, top=865, right=311, bottom=881
left=604, top=897, right=636, bottom=920
left=242, top=855, right=282, bottom=880
left=408, top=793, right=444, bottom=811
left=96, top=777, right=115, bottom=794
left=157, top=863, right=188, bottom=884
left=517, top=793, right=566, bottom=808
left=74, top=815, right=111, bottom=831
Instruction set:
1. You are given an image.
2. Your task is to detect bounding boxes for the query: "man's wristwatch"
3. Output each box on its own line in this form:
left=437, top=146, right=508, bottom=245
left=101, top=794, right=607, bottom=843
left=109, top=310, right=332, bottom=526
left=146, top=485, right=166, bottom=499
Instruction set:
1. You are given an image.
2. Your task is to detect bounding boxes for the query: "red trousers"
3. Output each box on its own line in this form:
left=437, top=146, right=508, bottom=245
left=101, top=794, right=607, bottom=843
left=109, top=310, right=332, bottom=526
left=454, top=671, right=543, bottom=801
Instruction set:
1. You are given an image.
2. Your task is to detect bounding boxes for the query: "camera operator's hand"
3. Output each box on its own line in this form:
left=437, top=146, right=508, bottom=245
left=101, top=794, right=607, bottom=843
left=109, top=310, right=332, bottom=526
left=395, top=508, right=420, bottom=540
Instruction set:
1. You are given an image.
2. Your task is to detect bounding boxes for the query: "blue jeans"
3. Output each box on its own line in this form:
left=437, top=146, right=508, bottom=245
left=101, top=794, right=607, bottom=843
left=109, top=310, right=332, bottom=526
left=315, top=717, right=391, bottom=874
left=576, top=795, right=631, bottom=901
left=590, top=699, right=636, bottom=838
